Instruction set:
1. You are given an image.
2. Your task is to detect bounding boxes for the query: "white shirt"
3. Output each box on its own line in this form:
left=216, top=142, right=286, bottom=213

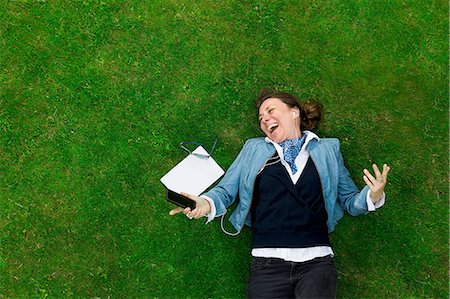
left=204, top=131, right=384, bottom=262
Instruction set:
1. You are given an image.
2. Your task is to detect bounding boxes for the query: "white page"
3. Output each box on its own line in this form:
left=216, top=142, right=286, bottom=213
left=160, top=146, right=225, bottom=196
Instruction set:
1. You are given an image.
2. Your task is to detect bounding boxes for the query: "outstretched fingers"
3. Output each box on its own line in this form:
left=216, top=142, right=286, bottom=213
left=382, top=164, right=391, bottom=182
left=363, top=164, right=390, bottom=187
left=363, top=166, right=377, bottom=187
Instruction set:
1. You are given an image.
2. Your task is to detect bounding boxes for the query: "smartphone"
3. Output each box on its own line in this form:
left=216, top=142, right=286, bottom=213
left=166, top=189, right=196, bottom=210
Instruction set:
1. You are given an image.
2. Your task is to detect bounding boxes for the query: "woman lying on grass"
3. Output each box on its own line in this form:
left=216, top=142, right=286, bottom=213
left=170, top=89, right=390, bottom=299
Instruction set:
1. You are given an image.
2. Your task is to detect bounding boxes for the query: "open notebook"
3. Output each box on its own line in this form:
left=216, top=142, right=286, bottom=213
left=160, top=146, right=225, bottom=208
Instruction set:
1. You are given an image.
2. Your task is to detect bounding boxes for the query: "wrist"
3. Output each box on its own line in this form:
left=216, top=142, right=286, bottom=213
left=203, top=197, right=212, bottom=214
left=370, top=193, right=381, bottom=204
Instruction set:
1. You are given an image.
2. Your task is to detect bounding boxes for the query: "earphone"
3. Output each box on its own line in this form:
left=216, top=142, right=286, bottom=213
left=292, top=112, right=297, bottom=118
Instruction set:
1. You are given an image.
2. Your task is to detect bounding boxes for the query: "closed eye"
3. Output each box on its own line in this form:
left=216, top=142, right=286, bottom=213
left=259, top=106, right=276, bottom=122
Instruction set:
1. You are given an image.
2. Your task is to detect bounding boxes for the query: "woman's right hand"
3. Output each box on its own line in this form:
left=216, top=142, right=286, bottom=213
left=169, top=192, right=211, bottom=220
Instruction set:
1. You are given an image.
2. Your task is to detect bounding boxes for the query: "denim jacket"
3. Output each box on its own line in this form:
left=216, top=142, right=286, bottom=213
left=204, top=136, right=370, bottom=234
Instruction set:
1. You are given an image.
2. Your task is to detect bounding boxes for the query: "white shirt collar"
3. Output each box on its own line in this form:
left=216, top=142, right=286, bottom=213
left=263, top=131, right=320, bottom=181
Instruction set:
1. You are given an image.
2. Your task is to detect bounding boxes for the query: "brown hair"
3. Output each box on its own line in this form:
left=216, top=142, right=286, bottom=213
left=255, top=89, right=324, bottom=130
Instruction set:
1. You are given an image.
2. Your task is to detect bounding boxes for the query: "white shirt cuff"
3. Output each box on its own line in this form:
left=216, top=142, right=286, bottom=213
left=200, top=195, right=216, bottom=223
left=366, top=191, right=385, bottom=211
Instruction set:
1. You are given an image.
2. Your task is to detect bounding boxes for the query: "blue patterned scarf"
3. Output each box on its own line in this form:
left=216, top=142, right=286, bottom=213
left=279, top=134, right=307, bottom=174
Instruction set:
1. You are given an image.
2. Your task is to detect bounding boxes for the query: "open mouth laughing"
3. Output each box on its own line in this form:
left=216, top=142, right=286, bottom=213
left=268, top=123, right=279, bottom=134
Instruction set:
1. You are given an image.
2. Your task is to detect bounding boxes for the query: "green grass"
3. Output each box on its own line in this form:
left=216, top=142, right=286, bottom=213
left=0, top=0, right=448, bottom=297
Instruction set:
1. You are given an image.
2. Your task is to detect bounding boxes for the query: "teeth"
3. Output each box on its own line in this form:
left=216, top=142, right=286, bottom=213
left=268, top=123, right=278, bottom=132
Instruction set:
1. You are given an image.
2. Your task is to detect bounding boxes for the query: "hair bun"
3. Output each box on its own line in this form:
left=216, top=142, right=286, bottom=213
left=300, top=101, right=323, bottom=130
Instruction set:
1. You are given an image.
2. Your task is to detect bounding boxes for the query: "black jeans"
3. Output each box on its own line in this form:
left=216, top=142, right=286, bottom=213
left=247, top=255, right=338, bottom=299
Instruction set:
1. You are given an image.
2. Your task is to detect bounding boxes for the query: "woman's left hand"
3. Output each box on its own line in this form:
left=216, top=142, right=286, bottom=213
left=363, top=164, right=391, bottom=204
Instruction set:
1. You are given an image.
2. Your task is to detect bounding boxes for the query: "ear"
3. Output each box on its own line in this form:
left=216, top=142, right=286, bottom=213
left=291, top=107, right=300, bottom=118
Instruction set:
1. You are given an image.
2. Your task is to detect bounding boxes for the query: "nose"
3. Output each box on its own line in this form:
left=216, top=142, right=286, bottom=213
left=260, top=112, right=269, bottom=123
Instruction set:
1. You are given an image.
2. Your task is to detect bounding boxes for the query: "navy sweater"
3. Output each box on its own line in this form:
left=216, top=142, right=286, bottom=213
left=251, top=157, right=331, bottom=248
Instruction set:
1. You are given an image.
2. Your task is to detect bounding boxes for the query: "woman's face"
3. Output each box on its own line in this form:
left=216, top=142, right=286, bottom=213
left=258, top=97, right=301, bottom=143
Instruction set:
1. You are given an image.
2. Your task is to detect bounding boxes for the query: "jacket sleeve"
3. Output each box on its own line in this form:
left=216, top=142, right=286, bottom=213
left=333, top=140, right=370, bottom=216
left=203, top=140, right=249, bottom=217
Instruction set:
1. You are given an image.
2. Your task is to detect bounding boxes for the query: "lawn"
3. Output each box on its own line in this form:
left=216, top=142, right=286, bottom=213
left=0, top=0, right=448, bottom=298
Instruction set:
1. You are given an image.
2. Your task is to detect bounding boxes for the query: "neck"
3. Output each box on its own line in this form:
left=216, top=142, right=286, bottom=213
left=286, top=131, right=302, bottom=141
